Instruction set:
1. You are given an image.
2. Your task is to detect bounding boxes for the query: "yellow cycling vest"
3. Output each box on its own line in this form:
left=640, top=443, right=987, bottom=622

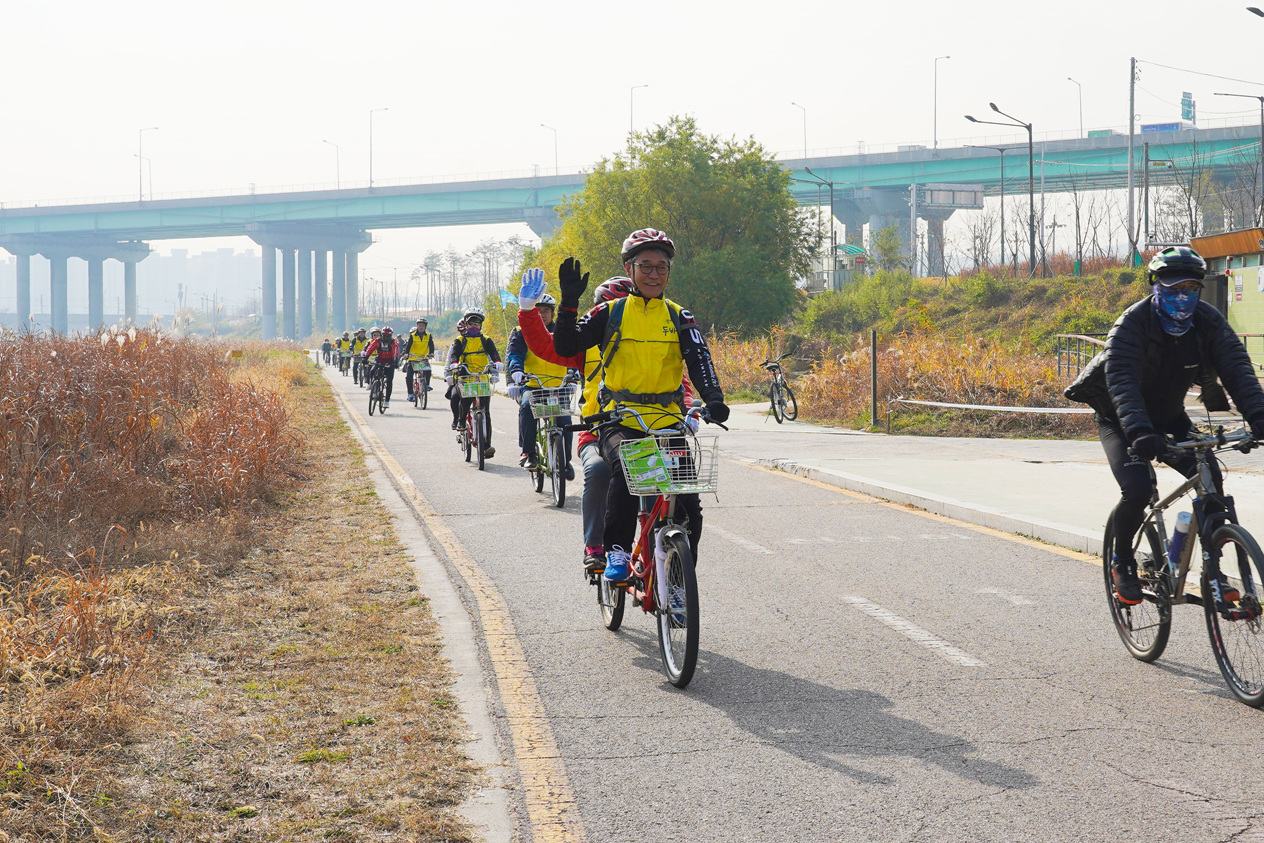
left=598, top=297, right=686, bottom=430
left=352, top=336, right=369, bottom=353
left=524, top=342, right=568, bottom=387
left=336, top=338, right=351, bottom=352
left=405, top=330, right=431, bottom=358
left=580, top=346, right=602, bottom=418
left=458, top=335, right=490, bottom=372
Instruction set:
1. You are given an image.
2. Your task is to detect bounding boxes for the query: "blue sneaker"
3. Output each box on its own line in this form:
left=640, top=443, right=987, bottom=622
left=668, top=584, right=687, bottom=625
left=603, top=547, right=632, bottom=583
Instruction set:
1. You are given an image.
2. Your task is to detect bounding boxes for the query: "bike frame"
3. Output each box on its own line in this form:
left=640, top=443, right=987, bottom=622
left=1133, top=432, right=1247, bottom=609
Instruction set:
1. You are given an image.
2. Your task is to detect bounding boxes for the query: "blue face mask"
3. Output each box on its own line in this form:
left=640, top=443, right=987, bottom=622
left=1153, top=284, right=1200, bottom=335
left=466, top=324, right=482, bottom=337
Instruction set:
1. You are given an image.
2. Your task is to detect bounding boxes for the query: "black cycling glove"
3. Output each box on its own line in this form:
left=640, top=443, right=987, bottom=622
left=558, top=257, right=589, bottom=308
left=705, top=400, right=730, bottom=424
left=1131, top=433, right=1166, bottom=462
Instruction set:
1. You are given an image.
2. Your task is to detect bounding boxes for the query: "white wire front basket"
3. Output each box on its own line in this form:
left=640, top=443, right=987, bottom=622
left=618, top=433, right=718, bottom=495
left=528, top=385, right=578, bottom=419
left=458, top=375, right=492, bottom=398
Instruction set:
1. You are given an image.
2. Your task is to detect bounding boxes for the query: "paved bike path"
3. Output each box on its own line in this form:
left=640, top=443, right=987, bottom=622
left=717, top=403, right=1264, bottom=557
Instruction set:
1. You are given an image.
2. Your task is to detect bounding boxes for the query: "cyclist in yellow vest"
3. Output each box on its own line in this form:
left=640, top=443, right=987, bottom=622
left=403, top=317, right=436, bottom=402
left=506, top=293, right=576, bottom=475
left=444, top=307, right=503, bottom=458
left=553, top=228, right=729, bottom=583
left=350, top=327, right=370, bottom=384
left=335, top=331, right=352, bottom=372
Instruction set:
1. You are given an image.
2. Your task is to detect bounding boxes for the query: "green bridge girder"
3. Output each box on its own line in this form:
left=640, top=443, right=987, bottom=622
left=0, top=125, right=1257, bottom=249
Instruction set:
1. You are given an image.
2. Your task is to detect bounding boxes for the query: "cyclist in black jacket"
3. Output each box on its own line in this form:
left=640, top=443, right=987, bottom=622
left=1066, top=246, right=1264, bottom=605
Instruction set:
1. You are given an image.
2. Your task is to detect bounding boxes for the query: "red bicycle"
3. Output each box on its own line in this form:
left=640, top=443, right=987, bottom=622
left=578, top=401, right=724, bottom=688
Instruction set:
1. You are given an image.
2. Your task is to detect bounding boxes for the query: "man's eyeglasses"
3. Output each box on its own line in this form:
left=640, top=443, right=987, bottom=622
left=634, top=262, right=671, bottom=276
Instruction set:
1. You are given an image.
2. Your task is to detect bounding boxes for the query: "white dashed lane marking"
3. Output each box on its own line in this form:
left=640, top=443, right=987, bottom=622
left=975, top=587, right=1035, bottom=606
left=843, top=595, right=988, bottom=667
left=708, top=525, right=773, bottom=555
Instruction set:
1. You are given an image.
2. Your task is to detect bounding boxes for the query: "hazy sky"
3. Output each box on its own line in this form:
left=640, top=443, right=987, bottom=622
left=5, top=0, right=1264, bottom=276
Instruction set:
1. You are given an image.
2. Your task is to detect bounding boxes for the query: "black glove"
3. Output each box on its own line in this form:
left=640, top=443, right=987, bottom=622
left=1249, top=416, right=1264, bottom=441
left=705, top=400, right=730, bottom=424
left=1131, top=433, right=1167, bottom=462
left=558, top=257, right=589, bottom=308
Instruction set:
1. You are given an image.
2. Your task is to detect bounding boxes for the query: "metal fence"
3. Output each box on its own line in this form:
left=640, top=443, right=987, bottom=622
left=1053, top=333, right=1107, bottom=378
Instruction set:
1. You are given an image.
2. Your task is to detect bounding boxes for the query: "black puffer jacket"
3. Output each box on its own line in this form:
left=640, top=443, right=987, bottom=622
left=1064, top=296, right=1264, bottom=440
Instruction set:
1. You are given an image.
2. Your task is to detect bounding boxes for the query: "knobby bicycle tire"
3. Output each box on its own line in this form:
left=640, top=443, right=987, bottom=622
left=780, top=381, right=798, bottom=421
left=658, top=529, right=700, bottom=688
left=550, top=430, right=566, bottom=508
left=1204, top=523, right=1264, bottom=707
left=1103, top=519, right=1171, bottom=663
left=769, top=382, right=783, bottom=424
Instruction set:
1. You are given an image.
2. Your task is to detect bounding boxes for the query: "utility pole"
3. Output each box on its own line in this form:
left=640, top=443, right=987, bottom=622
left=1127, top=57, right=1138, bottom=265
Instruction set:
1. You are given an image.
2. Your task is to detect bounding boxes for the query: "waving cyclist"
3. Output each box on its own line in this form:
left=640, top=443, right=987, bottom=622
left=507, top=291, right=577, bottom=475
left=553, top=228, right=728, bottom=583
left=1066, top=246, right=1264, bottom=606
left=403, top=317, right=436, bottom=402
left=445, top=307, right=503, bottom=458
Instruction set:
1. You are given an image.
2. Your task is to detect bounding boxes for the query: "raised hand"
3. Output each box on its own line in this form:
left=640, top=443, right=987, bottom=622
left=519, top=268, right=547, bottom=311
left=558, top=257, right=589, bottom=308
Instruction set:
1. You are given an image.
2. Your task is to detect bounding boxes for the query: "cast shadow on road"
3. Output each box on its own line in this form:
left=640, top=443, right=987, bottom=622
left=620, top=630, right=1037, bottom=789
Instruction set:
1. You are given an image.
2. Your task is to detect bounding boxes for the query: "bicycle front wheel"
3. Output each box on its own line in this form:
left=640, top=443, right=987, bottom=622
left=780, top=381, right=798, bottom=421
left=549, top=431, right=566, bottom=508
left=1103, top=519, right=1171, bottom=662
left=657, top=530, right=699, bottom=688
left=420, top=377, right=429, bottom=409
left=463, top=414, right=473, bottom=462
left=1204, top=523, right=1264, bottom=707
left=368, top=380, right=379, bottom=416
left=769, top=382, right=783, bottom=423
left=475, top=411, right=486, bottom=471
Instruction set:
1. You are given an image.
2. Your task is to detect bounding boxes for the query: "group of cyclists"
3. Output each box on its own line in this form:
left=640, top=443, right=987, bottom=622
left=322, top=318, right=437, bottom=410
left=323, top=227, right=731, bottom=587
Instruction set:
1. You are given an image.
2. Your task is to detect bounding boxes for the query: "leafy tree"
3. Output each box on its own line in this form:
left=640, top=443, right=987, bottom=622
left=518, top=116, right=815, bottom=333
left=872, top=226, right=908, bottom=272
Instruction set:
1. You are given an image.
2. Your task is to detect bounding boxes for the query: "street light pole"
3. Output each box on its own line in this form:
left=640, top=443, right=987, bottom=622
left=1214, top=92, right=1264, bottom=226
left=630, top=84, right=648, bottom=135
left=966, top=145, right=1009, bottom=276
left=966, top=103, right=1036, bottom=276
left=138, top=126, right=158, bottom=201
left=934, top=56, right=950, bottom=149
left=369, top=107, right=389, bottom=189
left=540, top=123, right=558, bottom=174
left=323, top=139, right=340, bottom=189
left=790, top=101, right=807, bottom=158
left=1067, top=77, right=1083, bottom=137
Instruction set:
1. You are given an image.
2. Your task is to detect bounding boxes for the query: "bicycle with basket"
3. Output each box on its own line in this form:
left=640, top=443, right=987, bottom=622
left=453, top=363, right=497, bottom=471
left=573, top=400, right=726, bottom=688
left=524, top=373, right=580, bottom=507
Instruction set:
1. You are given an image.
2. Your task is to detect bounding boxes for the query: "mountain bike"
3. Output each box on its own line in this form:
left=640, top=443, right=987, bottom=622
left=1104, top=425, right=1264, bottom=707
left=407, top=355, right=431, bottom=409
left=366, top=362, right=388, bottom=416
left=523, top=374, right=578, bottom=508
left=454, top=364, right=496, bottom=471
left=762, top=352, right=797, bottom=423
left=576, top=401, right=726, bottom=688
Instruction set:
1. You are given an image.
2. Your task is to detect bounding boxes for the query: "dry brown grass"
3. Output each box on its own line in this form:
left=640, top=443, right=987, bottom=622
left=0, top=336, right=476, bottom=841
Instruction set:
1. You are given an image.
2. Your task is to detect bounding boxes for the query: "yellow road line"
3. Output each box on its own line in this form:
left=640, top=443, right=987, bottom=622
left=738, top=457, right=1100, bottom=565
left=334, top=387, right=586, bottom=843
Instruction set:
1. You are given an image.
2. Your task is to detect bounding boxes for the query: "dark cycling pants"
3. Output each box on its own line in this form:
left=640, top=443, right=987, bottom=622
left=374, top=363, right=395, bottom=400
left=405, top=364, right=430, bottom=397
left=1099, top=417, right=1219, bottom=559
left=600, top=426, right=702, bottom=560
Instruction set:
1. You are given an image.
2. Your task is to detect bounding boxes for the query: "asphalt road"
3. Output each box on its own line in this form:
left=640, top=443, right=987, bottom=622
left=328, top=365, right=1264, bottom=843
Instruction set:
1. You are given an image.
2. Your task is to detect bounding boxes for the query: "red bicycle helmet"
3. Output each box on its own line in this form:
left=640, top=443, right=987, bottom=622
left=594, top=276, right=637, bottom=303
left=620, top=228, right=675, bottom=263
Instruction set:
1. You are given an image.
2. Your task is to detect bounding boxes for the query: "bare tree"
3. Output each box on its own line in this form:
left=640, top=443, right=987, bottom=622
left=963, top=207, right=998, bottom=272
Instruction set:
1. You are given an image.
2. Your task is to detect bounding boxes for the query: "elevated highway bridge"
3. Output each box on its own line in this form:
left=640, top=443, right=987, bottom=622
left=2, top=124, right=1256, bottom=337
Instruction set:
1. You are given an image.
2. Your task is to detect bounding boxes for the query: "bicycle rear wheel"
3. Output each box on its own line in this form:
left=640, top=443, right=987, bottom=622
left=1204, top=523, right=1264, bottom=707
left=598, top=576, right=624, bottom=631
left=549, top=430, right=566, bottom=508
left=657, top=529, right=699, bottom=688
left=1103, top=519, right=1171, bottom=662
left=769, top=382, right=783, bottom=423
left=780, top=381, right=798, bottom=421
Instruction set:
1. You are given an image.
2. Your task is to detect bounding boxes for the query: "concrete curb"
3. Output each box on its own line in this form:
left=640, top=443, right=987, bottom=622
left=751, top=457, right=1105, bottom=558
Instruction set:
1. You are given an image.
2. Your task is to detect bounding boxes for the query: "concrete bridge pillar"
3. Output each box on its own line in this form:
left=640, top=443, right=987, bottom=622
left=122, top=261, right=139, bottom=323
left=49, top=254, right=68, bottom=334
left=16, top=255, right=30, bottom=331
left=281, top=248, right=296, bottom=340
left=347, top=251, right=360, bottom=326
left=332, top=250, right=347, bottom=332
left=87, top=257, right=105, bottom=329
left=261, top=246, right=277, bottom=340
left=297, top=249, right=312, bottom=341
left=314, top=251, right=327, bottom=335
